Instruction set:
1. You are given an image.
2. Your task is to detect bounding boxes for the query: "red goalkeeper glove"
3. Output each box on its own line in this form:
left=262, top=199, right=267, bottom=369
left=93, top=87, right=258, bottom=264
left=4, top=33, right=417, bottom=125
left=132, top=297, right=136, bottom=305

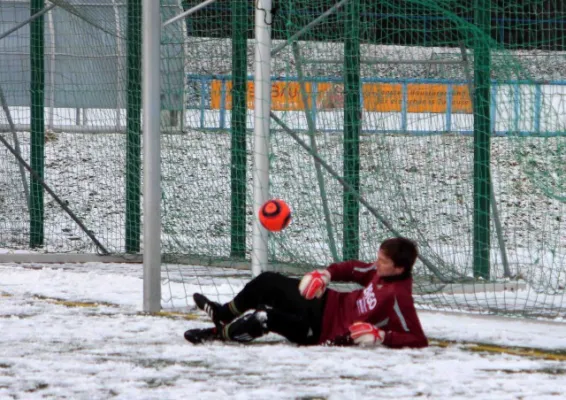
left=349, top=322, right=386, bottom=347
left=298, top=269, right=331, bottom=300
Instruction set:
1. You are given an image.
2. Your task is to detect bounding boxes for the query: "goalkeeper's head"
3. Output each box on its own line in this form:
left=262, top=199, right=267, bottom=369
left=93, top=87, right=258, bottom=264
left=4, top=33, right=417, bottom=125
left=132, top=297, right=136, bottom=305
left=379, top=237, right=418, bottom=280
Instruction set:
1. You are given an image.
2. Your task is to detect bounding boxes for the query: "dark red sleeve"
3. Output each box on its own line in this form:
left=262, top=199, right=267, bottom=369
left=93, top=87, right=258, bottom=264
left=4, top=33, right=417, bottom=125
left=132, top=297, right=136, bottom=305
left=383, top=330, right=428, bottom=348
left=381, top=290, right=428, bottom=349
left=326, top=260, right=376, bottom=287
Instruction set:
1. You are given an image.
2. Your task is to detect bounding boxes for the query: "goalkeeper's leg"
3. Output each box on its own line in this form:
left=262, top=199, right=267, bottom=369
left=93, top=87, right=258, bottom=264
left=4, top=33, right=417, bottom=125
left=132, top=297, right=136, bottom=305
left=195, top=271, right=324, bottom=324
left=232, top=271, right=325, bottom=318
left=222, top=307, right=320, bottom=345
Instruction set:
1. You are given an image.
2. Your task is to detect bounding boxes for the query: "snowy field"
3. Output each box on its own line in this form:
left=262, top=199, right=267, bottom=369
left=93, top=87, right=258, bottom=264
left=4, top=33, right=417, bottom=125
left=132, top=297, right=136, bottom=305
left=1, top=262, right=566, bottom=400
left=3, top=14, right=566, bottom=397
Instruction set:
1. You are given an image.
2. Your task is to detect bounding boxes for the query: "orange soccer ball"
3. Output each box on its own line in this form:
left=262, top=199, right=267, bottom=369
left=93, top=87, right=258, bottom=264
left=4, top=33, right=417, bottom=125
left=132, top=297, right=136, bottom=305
left=259, top=199, right=292, bottom=232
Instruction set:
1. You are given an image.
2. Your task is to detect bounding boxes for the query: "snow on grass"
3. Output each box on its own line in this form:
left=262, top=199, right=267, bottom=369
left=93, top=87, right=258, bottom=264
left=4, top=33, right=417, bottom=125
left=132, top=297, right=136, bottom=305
left=1, top=262, right=566, bottom=399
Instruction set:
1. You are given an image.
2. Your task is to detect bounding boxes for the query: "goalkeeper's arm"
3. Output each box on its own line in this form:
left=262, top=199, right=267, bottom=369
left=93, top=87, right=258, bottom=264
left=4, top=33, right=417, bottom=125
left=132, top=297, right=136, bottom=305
left=298, top=260, right=375, bottom=299
left=326, top=260, right=376, bottom=286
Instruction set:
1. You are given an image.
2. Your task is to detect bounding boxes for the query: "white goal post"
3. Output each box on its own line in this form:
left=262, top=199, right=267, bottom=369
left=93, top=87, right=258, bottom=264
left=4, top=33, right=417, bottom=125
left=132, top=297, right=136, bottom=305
left=251, top=0, right=272, bottom=278
left=144, top=0, right=275, bottom=310
left=142, top=0, right=162, bottom=313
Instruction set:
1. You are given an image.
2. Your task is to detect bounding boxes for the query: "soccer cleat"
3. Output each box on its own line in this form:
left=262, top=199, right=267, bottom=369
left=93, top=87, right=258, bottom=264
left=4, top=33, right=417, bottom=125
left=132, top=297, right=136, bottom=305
left=222, top=310, right=269, bottom=343
left=184, top=327, right=222, bottom=344
left=193, top=293, right=222, bottom=327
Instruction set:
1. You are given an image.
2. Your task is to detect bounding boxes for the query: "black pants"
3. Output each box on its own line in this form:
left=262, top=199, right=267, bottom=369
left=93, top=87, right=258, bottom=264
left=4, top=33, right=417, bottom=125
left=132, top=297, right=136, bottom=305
left=232, top=271, right=326, bottom=345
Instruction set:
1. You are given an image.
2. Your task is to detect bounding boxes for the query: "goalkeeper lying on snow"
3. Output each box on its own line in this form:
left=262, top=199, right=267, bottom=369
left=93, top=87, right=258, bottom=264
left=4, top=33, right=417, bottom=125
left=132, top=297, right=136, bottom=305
left=185, top=237, right=428, bottom=348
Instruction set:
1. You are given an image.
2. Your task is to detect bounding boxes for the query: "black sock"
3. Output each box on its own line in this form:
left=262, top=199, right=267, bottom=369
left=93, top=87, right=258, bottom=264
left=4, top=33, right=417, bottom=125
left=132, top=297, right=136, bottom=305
left=217, top=300, right=241, bottom=323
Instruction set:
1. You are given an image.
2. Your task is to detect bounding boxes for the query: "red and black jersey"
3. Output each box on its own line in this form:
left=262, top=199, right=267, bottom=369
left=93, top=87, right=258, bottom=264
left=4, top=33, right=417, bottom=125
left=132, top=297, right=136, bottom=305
left=318, top=260, right=428, bottom=348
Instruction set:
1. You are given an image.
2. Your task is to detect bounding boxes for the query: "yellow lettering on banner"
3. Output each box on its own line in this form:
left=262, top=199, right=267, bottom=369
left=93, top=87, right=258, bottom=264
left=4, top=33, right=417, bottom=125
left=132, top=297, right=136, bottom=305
left=451, top=85, right=473, bottom=113
left=363, top=83, right=402, bottom=112
left=317, top=83, right=345, bottom=110
left=273, top=82, right=310, bottom=110
left=210, top=80, right=473, bottom=113
left=210, top=80, right=312, bottom=111
left=211, top=80, right=253, bottom=110
left=407, top=84, right=447, bottom=113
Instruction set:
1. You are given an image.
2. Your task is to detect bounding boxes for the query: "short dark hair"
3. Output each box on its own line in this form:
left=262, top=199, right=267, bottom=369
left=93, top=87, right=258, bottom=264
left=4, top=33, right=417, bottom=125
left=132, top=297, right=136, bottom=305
left=379, top=237, right=418, bottom=277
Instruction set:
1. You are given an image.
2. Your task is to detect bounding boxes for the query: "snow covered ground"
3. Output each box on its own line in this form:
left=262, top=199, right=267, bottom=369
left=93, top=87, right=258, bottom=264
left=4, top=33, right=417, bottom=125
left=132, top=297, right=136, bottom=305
left=1, top=262, right=565, bottom=400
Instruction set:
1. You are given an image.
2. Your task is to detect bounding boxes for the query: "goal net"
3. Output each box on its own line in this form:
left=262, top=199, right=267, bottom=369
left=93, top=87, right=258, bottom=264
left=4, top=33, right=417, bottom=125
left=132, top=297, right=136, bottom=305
left=164, top=0, right=566, bottom=318
left=1, top=0, right=566, bottom=319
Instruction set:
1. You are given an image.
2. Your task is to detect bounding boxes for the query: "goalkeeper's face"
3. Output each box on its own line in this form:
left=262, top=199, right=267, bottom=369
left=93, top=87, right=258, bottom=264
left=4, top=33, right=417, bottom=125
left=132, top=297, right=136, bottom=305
left=374, top=250, right=405, bottom=277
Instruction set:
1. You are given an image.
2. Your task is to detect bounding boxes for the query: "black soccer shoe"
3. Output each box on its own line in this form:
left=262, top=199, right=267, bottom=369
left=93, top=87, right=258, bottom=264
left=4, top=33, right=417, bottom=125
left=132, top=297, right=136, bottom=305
left=193, top=293, right=223, bottom=327
left=222, top=310, right=269, bottom=343
left=184, top=327, right=222, bottom=344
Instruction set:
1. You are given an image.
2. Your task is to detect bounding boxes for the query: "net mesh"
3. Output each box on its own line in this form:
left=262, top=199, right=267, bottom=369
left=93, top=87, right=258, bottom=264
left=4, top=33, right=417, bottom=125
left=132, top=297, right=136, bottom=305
left=166, top=0, right=566, bottom=317
left=1, top=0, right=133, bottom=254
left=1, top=0, right=566, bottom=318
